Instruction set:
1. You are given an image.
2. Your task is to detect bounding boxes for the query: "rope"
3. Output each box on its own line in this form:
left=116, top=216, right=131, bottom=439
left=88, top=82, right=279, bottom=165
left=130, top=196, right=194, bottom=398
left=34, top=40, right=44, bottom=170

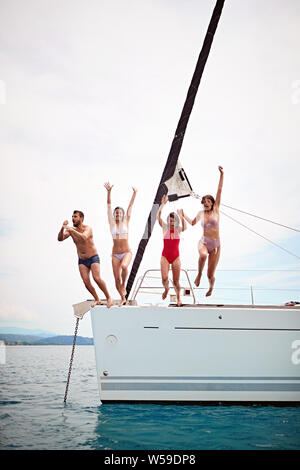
left=63, top=317, right=79, bottom=404
left=221, top=203, right=300, bottom=233
left=220, top=210, right=300, bottom=261
left=190, top=191, right=300, bottom=260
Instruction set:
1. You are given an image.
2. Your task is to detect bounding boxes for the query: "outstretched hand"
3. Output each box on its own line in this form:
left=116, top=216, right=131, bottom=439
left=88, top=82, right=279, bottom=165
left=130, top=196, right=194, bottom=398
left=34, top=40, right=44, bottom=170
left=218, top=166, right=224, bottom=174
left=104, top=182, right=114, bottom=191
left=132, top=187, right=137, bottom=193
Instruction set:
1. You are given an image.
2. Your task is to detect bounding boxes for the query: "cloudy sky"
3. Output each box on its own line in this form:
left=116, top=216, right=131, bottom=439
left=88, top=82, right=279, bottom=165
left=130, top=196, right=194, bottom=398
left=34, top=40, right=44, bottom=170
left=0, top=0, right=299, bottom=337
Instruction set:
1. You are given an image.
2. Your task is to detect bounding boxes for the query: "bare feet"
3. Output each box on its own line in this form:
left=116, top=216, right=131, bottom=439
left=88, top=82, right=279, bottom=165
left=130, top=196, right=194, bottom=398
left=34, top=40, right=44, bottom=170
left=118, top=297, right=126, bottom=307
left=194, top=273, right=201, bottom=287
left=162, top=288, right=169, bottom=300
left=177, top=300, right=183, bottom=307
left=106, top=297, right=112, bottom=308
left=206, top=277, right=215, bottom=297
left=91, top=299, right=102, bottom=308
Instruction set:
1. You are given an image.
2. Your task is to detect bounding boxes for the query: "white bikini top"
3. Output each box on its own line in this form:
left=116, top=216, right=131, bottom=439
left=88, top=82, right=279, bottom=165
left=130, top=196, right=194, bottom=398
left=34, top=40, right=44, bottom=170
left=112, top=223, right=128, bottom=236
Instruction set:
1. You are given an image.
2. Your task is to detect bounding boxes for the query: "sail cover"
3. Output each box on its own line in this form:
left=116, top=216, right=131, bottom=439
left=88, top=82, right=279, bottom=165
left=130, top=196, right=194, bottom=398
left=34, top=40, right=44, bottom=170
left=126, top=0, right=225, bottom=299
left=164, top=161, right=193, bottom=202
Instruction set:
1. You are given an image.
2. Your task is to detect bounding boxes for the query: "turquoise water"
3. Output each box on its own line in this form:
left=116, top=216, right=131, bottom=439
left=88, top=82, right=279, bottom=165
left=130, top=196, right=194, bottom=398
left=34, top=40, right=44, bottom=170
left=1, top=345, right=300, bottom=450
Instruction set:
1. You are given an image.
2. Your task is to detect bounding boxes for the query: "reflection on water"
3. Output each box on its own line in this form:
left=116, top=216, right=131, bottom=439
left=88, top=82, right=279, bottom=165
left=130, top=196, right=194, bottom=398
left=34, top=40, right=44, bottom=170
left=1, top=346, right=300, bottom=450
left=86, top=403, right=300, bottom=450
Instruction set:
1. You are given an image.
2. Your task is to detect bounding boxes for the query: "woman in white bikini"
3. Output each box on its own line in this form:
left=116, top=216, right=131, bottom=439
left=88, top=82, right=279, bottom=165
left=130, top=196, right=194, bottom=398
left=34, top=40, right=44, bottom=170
left=104, top=182, right=137, bottom=306
left=182, top=166, right=224, bottom=297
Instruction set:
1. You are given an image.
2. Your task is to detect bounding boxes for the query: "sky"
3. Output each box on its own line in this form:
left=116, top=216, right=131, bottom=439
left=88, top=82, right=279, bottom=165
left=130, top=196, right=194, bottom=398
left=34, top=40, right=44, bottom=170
left=0, top=0, right=299, bottom=337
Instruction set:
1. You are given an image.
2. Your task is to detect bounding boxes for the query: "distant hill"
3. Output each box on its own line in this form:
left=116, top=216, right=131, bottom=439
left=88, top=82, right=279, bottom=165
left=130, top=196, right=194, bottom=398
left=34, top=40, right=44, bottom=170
left=37, top=335, right=93, bottom=345
left=0, top=327, right=57, bottom=337
left=0, top=333, right=93, bottom=345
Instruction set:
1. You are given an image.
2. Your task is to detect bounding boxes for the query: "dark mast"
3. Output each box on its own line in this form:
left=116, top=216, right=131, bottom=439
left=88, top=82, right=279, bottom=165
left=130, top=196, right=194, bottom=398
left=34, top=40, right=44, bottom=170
left=126, top=0, right=225, bottom=299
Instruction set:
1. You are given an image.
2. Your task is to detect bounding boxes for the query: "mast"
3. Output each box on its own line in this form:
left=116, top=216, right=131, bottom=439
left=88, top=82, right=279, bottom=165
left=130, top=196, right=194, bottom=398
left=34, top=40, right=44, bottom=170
left=126, top=0, right=225, bottom=299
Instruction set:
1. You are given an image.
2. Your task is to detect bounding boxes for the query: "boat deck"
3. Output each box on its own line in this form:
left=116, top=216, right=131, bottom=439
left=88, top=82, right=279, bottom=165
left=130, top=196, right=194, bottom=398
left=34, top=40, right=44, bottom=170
left=167, top=303, right=300, bottom=309
left=91, top=299, right=300, bottom=310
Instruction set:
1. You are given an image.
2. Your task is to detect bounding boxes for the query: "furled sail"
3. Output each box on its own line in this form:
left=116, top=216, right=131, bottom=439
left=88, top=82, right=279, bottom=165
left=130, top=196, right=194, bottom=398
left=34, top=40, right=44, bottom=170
left=126, top=0, right=225, bottom=299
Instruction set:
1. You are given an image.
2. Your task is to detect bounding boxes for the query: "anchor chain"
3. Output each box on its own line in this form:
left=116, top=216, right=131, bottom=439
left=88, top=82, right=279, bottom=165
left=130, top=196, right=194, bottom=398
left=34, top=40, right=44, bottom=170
left=63, top=317, right=79, bottom=403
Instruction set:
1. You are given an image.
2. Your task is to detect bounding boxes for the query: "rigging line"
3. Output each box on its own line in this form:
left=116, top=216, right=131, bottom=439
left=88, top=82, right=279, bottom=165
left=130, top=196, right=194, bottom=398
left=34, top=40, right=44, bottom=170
left=187, top=269, right=300, bottom=272
left=220, top=210, right=300, bottom=261
left=191, top=192, right=300, bottom=233
left=221, top=204, right=300, bottom=233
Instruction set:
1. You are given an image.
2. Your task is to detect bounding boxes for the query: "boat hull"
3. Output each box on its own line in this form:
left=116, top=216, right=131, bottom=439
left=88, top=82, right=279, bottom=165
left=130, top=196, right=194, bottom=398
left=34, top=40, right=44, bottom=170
left=90, top=305, right=300, bottom=404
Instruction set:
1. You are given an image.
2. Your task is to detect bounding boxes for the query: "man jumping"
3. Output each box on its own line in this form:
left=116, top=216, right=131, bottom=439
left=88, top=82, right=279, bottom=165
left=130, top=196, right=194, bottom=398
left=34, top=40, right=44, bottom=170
left=58, top=210, right=112, bottom=308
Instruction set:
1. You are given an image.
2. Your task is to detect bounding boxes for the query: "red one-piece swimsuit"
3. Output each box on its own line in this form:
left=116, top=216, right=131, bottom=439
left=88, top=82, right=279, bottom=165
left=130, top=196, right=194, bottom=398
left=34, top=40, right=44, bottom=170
left=162, top=229, right=180, bottom=264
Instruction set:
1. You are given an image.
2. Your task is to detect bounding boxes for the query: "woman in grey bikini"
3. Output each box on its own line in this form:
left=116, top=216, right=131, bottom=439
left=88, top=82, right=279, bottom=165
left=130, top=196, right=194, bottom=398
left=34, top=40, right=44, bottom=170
left=182, top=166, right=223, bottom=297
left=104, top=182, right=137, bottom=306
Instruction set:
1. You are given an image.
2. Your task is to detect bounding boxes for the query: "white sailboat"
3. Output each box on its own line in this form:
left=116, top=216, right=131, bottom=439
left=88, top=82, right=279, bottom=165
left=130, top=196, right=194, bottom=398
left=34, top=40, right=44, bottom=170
left=72, top=0, right=300, bottom=405
left=88, top=269, right=300, bottom=404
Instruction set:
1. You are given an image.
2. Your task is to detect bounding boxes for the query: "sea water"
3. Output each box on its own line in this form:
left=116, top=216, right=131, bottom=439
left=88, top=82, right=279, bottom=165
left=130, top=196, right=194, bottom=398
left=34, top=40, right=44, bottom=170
left=0, top=345, right=300, bottom=450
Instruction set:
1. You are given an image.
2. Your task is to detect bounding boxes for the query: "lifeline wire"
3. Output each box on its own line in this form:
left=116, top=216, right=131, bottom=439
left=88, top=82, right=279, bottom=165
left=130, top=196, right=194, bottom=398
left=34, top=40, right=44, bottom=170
left=191, top=192, right=300, bottom=233
left=220, top=210, right=300, bottom=261
left=221, top=203, right=300, bottom=233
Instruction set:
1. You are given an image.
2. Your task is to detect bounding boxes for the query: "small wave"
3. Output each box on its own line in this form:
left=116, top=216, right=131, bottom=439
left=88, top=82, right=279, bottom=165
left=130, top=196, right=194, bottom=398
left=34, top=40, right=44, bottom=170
left=254, top=443, right=274, bottom=448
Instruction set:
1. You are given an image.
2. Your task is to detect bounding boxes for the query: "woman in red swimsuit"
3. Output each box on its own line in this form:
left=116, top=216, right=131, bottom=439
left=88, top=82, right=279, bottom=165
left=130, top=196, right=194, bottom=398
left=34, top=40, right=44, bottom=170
left=157, top=195, right=186, bottom=306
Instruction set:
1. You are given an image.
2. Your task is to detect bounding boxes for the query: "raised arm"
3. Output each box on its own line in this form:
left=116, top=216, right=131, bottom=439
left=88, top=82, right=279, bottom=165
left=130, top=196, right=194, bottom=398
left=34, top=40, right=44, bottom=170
left=58, top=220, right=71, bottom=241
left=157, top=194, right=168, bottom=228
left=104, top=182, right=114, bottom=229
left=126, top=187, right=137, bottom=221
left=177, top=209, right=187, bottom=232
left=215, top=166, right=224, bottom=208
left=182, top=210, right=201, bottom=226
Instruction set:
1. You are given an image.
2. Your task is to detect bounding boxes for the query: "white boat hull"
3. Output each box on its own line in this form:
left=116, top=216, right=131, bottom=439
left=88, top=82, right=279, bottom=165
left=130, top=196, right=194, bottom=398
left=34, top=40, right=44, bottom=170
left=90, top=305, right=300, bottom=404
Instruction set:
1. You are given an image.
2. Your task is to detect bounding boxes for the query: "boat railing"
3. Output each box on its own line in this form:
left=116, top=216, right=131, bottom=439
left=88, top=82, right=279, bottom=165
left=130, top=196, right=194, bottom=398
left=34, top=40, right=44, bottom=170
left=131, top=268, right=197, bottom=304
left=130, top=268, right=300, bottom=306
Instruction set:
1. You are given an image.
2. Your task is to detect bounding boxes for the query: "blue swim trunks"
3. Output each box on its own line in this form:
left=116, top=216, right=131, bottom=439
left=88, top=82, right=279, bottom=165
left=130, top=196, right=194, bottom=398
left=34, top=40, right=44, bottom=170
left=78, top=254, right=100, bottom=268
